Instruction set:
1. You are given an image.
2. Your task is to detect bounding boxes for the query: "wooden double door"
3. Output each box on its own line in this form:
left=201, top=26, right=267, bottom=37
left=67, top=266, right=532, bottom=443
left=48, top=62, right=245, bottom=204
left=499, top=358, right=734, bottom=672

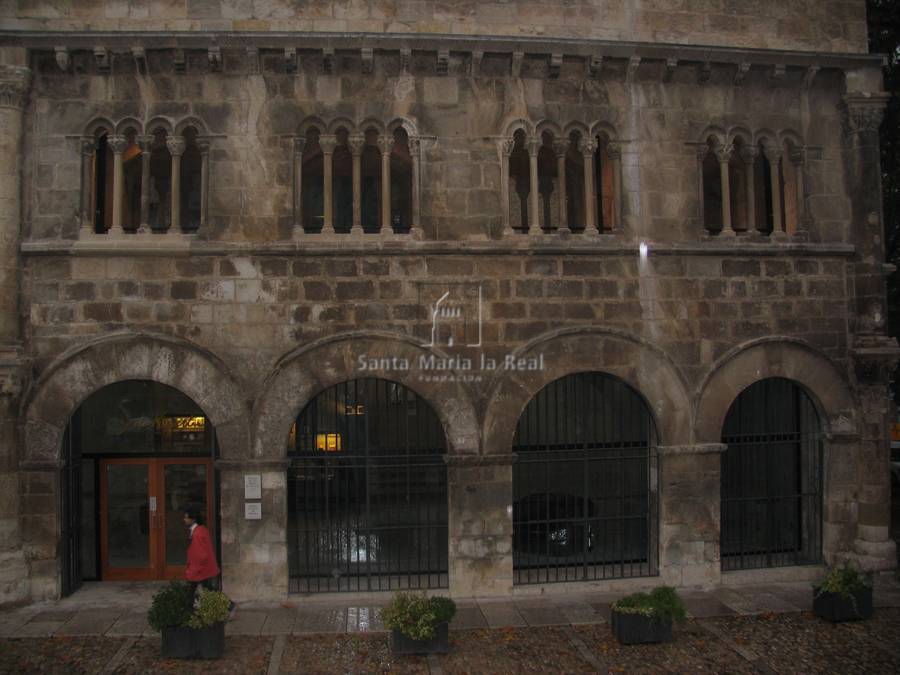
left=99, top=457, right=214, bottom=581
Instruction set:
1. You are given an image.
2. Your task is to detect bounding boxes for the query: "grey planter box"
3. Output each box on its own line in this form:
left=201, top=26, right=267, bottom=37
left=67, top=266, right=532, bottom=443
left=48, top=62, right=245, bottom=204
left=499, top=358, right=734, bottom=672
left=610, top=610, right=673, bottom=645
left=813, top=587, right=873, bottom=622
left=161, top=623, right=226, bottom=659
left=390, top=622, right=450, bottom=655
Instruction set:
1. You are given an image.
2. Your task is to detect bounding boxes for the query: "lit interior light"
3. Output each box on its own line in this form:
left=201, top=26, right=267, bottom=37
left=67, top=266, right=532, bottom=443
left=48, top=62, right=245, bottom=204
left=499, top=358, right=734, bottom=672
left=639, top=241, right=649, bottom=259
left=316, top=433, right=343, bottom=452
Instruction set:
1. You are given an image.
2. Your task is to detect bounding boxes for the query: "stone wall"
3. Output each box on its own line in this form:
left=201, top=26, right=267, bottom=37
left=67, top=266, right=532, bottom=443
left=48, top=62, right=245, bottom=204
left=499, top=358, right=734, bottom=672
left=0, top=1, right=869, bottom=54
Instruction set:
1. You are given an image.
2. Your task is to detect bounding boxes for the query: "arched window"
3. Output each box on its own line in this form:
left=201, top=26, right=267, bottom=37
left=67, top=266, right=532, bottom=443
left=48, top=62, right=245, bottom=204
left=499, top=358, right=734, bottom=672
left=509, top=129, right=530, bottom=232
left=287, top=378, right=448, bottom=592
left=720, top=378, right=822, bottom=570
left=512, top=373, right=659, bottom=585
left=361, top=128, right=381, bottom=233
left=60, top=380, right=217, bottom=593
left=754, top=140, right=776, bottom=235
left=119, top=127, right=142, bottom=232
left=300, top=127, right=324, bottom=233
left=148, top=127, right=172, bottom=232
left=332, top=128, right=353, bottom=233
left=702, top=137, right=723, bottom=234
left=565, top=131, right=585, bottom=230
left=728, top=137, right=750, bottom=232
left=781, top=140, right=801, bottom=235
left=92, top=132, right=113, bottom=233
left=538, top=130, right=557, bottom=230
left=180, top=127, right=203, bottom=232
left=390, top=127, right=413, bottom=233
left=595, top=134, right=616, bottom=232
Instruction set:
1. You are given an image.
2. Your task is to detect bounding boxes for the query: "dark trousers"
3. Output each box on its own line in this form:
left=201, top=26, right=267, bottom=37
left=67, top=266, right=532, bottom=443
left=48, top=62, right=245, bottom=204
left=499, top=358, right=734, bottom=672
left=189, top=577, right=218, bottom=594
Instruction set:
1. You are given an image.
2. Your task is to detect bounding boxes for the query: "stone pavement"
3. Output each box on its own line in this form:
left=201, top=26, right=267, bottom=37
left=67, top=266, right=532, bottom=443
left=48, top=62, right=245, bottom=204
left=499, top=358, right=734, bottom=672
left=2, top=572, right=899, bottom=640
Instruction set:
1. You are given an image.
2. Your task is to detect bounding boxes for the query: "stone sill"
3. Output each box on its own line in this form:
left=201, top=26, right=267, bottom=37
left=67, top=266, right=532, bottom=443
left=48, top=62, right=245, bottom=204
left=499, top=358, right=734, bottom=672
left=21, top=237, right=856, bottom=258
left=0, top=30, right=886, bottom=72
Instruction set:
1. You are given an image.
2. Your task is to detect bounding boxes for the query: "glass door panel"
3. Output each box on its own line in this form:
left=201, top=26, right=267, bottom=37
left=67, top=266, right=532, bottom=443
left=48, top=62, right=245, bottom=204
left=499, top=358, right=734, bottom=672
left=101, top=460, right=157, bottom=580
left=163, top=462, right=210, bottom=574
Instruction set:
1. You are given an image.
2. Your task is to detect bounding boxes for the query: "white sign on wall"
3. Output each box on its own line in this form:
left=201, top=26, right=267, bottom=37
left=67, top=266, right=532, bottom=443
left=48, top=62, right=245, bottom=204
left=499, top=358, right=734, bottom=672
left=245, top=502, right=262, bottom=520
left=244, top=474, right=261, bottom=500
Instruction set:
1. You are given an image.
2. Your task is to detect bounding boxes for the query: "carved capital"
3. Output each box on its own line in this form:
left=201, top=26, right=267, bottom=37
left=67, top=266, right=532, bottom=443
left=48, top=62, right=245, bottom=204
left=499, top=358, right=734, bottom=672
left=526, top=138, right=540, bottom=157
left=740, top=145, right=758, bottom=165
left=788, top=146, right=805, bottom=165
left=80, top=136, right=96, bottom=157
left=407, top=137, right=420, bottom=154
left=605, top=141, right=621, bottom=160
left=762, top=146, right=782, bottom=163
left=714, top=144, right=734, bottom=164
left=318, top=134, right=338, bottom=154
left=0, top=66, right=32, bottom=110
left=347, top=134, right=365, bottom=156
left=166, top=135, right=186, bottom=157
left=376, top=136, right=395, bottom=155
left=499, top=138, right=515, bottom=157
left=841, top=93, right=891, bottom=137
left=196, top=139, right=211, bottom=155
left=137, top=135, right=154, bottom=152
left=552, top=139, right=569, bottom=158
left=108, top=135, right=129, bottom=154
left=578, top=138, right=596, bottom=157
left=293, top=136, right=306, bottom=156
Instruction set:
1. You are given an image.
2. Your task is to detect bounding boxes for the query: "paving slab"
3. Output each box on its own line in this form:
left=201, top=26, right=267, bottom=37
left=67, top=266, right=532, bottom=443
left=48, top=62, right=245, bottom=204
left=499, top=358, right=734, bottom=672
left=479, top=601, right=526, bottom=628
left=106, top=612, right=152, bottom=637
left=712, top=587, right=759, bottom=615
left=225, top=609, right=268, bottom=636
left=586, top=601, right=612, bottom=622
left=293, top=607, right=347, bottom=634
left=514, top=602, right=567, bottom=626
left=260, top=608, right=298, bottom=635
left=13, top=621, right=65, bottom=637
left=450, top=605, right=487, bottom=629
left=682, top=595, right=739, bottom=618
left=30, top=610, right=77, bottom=623
left=55, top=608, right=122, bottom=636
left=553, top=600, right=603, bottom=625
left=346, top=606, right=385, bottom=632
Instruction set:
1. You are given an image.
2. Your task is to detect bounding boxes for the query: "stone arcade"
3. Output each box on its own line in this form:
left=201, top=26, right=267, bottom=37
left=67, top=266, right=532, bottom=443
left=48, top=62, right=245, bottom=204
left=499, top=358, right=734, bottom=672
left=0, top=1, right=896, bottom=605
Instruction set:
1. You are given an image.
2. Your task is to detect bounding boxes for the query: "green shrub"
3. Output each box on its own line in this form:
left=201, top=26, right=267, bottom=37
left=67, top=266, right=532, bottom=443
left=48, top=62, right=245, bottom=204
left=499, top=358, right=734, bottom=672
left=187, top=589, right=232, bottom=628
left=380, top=592, right=457, bottom=641
left=611, top=586, right=687, bottom=621
left=147, top=581, right=195, bottom=631
left=816, top=566, right=871, bottom=599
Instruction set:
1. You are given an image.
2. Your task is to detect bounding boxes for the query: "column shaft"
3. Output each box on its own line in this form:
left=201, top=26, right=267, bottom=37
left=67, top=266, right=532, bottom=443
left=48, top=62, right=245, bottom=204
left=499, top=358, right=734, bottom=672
left=766, top=149, right=783, bottom=233
left=380, top=140, right=392, bottom=233
left=166, top=136, right=185, bottom=233
left=527, top=139, right=539, bottom=233
left=580, top=139, right=596, bottom=232
left=319, top=135, right=337, bottom=235
left=554, top=141, right=568, bottom=233
left=139, top=136, right=151, bottom=232
left=79, top=138, right=94, bottom=235
left=410, top=138, right=422, bottom=236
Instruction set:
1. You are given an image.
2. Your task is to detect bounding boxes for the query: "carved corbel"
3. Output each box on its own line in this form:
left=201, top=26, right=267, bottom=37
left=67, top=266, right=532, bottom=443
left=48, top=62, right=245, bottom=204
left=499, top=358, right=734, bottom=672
left=284, top=47, right=297, bottom=73
left=697, top=61, right=711, bottom=84
left=246, top=47, right=259, bottom=75
left=361, top=48, right=374, bottom=74
left=173, top=49, right=186, bottom=73
left=54, top=46, right=69, bottom=71
left=627, top=55, right=641, bottom=81
left=436, top=49, right=449, bottom=76
left=733, top=62, right=750, bottom=86
left=323, top=47, right=334, bottom=74
left=132, top=47, right=147, bottom=74
left=589, top=55, right=603, bottom=79
left=208, top=46, right=222, bottom=72
left=549, top=53, right=562, bottom=79
left=802, top=66, right=819, bottom=90
left=770, top=63, right=786, bottom=85
left=662, top=57, right=677, bottom=82
left=511, top=51, right=524, bottom=77
left=93, top=46, right=110, bottom=73
left=400, top=47, right=411, bottom=74
left=470, top=51, right=483, bottom=77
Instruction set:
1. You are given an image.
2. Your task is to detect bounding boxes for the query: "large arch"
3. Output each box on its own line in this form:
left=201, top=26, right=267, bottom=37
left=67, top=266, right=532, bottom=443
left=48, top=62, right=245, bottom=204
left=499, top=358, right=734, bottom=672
left=695, top=338, right=857, bottom=443
left=21, top=332, right=249, bottom=463
left=252, top=331, right=480, bottom=459
left=482, top=327, right=693, bottom=454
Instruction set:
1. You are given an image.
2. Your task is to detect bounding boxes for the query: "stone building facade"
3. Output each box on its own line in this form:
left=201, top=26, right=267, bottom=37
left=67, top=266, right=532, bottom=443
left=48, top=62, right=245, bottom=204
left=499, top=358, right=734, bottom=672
left=0, top=1, right=896, bottom=605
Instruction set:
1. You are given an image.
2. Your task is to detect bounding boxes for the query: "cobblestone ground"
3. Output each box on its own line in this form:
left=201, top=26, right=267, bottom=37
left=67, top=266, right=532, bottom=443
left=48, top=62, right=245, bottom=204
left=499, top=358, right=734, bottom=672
left=1, top=608, right=899, bottom=674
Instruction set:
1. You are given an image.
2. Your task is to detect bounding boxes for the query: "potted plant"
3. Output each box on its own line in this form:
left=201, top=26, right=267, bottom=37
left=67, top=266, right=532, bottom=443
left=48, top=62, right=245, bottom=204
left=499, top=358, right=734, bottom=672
left=380, top=592, right=456, bottom=655
left=813, top=566, right=873, bottom=622
left=147, top=581, right=231, bottom=659
left=610, top=586, right=686, bottom=645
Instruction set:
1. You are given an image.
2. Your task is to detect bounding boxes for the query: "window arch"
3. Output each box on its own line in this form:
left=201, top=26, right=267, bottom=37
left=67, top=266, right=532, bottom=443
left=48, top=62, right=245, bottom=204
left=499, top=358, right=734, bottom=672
left=286, top=378, right=448, bottom=592
left=594, top=133, right=617, bottom=232
left=390, top=127, right=413, bottom=233
left=508, top=128, right=531, bottom=232
left=299, top=126, right=324, bottom=233
left=728, top=136, right=751, bottom=232
left=720, top=377, right=823, bottom=570
left=565, top=131, right=585, bottom=231
left=701, top=136, right=724, bottom=234
left=538, top=130, right=558, bottom=230
left=148, top=126, right=172, bottom=232
left=512, top=372, right=659, bottom=585
left=179, top=127, right=203, bottom=232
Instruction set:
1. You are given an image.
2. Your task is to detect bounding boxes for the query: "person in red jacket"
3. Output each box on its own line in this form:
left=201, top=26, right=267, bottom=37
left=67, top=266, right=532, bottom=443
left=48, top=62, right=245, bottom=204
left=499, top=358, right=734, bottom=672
left=183, top=507, right=220, bottom=592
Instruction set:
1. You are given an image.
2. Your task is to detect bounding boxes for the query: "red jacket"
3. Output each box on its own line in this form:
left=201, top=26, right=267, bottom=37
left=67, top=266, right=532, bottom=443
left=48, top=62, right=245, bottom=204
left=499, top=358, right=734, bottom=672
left=185, top=524, right=220, bottom=582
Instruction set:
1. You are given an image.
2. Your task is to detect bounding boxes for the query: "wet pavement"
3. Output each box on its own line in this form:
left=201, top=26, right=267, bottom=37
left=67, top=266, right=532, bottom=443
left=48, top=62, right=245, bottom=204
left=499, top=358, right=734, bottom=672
left=1, top=571, right=899, bottom=673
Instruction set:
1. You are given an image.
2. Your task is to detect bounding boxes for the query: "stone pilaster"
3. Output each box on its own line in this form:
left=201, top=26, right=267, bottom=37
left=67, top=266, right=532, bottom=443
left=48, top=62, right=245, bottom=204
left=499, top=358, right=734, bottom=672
left=658, top=444, right=726, bottom=587
left=446, top=454, right=514, bottom=597
left=0, top=55, right=31, bottom=606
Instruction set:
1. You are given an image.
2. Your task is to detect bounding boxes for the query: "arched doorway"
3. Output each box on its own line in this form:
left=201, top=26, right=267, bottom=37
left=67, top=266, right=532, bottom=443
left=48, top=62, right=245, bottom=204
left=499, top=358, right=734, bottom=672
left=720, top=377, right=823, bottom=570
left=512, top=372, right=659, bottom=585
left=287, top=378, right=448, bottom=592
left=61, top=380, right=217, bottom=594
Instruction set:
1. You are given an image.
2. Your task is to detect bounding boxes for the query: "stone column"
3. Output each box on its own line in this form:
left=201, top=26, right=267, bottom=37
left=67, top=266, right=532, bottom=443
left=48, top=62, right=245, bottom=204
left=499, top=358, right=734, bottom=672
left=526, top=138, right=539, bottom=234
left=107, top=135, right=128, bottom=236
left=741, top=145, right=757, bottom=235
left=553, top=140, right=569, bottom=234
left=348, top=135, right=364, bottom=235
left=840, top=89, right=898, bottom=571
left=715, top=144, right=734, bottom=236
left=499, top=139, right=514, bottom=236
left=658, top=444, right=726, bottom=586
left=696, top=147, right=707, bottom=232
left=292, top=136, right=305, bottom=236
left=608, top=141, right=622, bottom=233
left=790, top=146, right=809, bottom=240
left=446, top=454, right=514, bottom=597
left=198, top=139, right=210, bottom=231
left=764, top=146, right=783, bottom=236
left=0, top=57, right=31, bottom=605
left=579, top=138, right=596, bottom=233
left=166, top=135, right=185, bottom=233
left=319, top=134, right=337, bottom=235
left=79, top=137, right=95, bottom=236
left=138, top=135, right=152, bottom=233
left=378, top=136, right=394, bottom=234
left=409, top=137, right=423, bottom=238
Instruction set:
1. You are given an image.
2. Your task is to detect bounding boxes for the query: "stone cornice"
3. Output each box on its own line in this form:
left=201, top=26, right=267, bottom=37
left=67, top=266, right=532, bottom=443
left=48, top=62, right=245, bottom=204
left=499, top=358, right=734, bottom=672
left=20, top=238, right=857, bottom=258
left=0, top=30, right=887, bottom=75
